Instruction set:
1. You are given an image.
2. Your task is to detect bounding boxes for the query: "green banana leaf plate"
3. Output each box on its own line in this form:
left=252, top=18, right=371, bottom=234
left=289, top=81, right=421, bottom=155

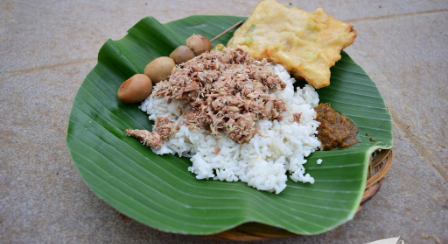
left=67, top=15, right=393, bottom=235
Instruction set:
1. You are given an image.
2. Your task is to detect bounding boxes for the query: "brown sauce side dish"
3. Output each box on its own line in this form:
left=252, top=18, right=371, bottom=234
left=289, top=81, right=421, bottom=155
left=315, top=103, right=358, bottom=150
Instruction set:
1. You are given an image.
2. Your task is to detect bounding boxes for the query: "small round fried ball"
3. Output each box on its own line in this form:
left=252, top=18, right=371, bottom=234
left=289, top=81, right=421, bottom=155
left=186, top=34, right=211, bottom=55
left=169, top=45, right=195, bottom=64
left=117, top=74, right=152, bottom=103
left=144, top=57, right=175, bottom=83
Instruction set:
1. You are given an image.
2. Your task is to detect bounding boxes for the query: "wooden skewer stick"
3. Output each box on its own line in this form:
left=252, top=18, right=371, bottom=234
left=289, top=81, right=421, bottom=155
left=210, top=20, right=244, bottom=43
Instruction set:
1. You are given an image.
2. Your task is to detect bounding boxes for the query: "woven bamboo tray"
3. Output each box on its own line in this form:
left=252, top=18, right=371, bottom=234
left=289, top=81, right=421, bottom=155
left=209, top=149, right=394, bottom=241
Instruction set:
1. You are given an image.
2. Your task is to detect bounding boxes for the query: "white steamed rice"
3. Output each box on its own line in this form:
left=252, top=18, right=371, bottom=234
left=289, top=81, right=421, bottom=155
left=140, top=64, right=321, bottom=194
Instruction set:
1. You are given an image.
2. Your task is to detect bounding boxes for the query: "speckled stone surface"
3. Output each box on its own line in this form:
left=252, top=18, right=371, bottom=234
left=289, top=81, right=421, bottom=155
left=1, top=1, right=447, bottom=243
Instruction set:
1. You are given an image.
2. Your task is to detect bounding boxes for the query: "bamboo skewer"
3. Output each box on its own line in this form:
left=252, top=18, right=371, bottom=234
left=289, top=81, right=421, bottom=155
left=210, top=20, right=244, bottom=42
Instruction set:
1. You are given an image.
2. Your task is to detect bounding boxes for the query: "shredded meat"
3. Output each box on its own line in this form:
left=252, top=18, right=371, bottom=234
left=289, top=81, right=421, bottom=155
left=125, top=129, right=163, bottom=150
left=214, top=147, right=221, bottom=154
left=226, top=113, right=256, bottom=143
left=154, top=117, right=175, bottom=141
left=153, top=48, right=287, bottom=144
left=126, top=117, right=175, bottom=150
left=293, top=113, right=302, bottom=124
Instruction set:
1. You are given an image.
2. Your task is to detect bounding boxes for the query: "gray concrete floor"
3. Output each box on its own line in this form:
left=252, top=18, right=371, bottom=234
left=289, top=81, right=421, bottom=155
left=1, top=0, right=447, bottom=243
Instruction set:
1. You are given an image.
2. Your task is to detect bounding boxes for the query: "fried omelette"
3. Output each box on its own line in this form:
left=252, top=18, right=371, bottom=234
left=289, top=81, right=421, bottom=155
left=227, top=0, right=357, bottom=88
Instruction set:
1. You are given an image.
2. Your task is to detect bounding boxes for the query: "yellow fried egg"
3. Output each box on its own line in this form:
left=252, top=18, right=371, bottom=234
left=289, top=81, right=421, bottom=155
left=227, top=0, right=357, bottom=88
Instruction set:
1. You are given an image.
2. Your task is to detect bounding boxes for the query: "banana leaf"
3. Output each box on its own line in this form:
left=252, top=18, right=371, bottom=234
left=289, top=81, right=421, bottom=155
left=67, top=15, right=393, bottom=235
